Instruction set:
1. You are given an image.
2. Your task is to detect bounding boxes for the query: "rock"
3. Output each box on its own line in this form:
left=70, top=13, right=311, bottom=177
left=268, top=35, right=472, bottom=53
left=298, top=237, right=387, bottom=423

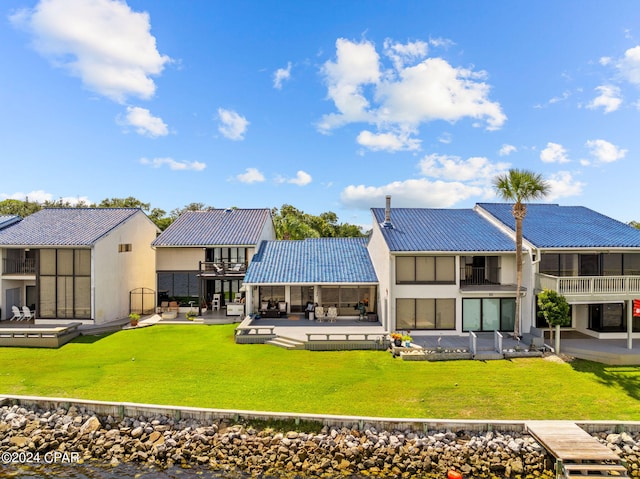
left=80, top=416, right=101, bottom=436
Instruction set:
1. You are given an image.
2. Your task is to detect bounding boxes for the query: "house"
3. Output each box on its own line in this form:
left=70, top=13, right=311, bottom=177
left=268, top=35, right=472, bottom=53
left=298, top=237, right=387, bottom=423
left=478, top=202, right=640, bottom=340
left=151, top=208, right=275, bottom=314
left=367, top=197, right=640, bottom=341
left=0, top=208, right=159, bottom=325
left=243, top=237, right=378, bottom=319
left=368, top=197, right=519, bottom=335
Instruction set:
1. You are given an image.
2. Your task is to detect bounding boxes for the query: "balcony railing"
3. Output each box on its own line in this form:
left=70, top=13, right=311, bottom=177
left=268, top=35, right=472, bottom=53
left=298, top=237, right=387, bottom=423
left=199, top=261, right=247, bottom=277
left=460, top=266, right=501, bottom=286
left=537, top=273, right=640, bottom=296
left=3, top=258, right=36, bottom=275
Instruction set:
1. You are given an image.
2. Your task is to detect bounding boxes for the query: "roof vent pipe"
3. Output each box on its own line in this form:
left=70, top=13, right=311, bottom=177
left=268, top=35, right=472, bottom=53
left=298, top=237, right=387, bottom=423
left=382, top=195, right=393, bottom=229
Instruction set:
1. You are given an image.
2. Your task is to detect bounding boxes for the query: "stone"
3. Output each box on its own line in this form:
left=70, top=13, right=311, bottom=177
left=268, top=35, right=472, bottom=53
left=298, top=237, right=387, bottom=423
left=79, top=416, right=101, bottom=436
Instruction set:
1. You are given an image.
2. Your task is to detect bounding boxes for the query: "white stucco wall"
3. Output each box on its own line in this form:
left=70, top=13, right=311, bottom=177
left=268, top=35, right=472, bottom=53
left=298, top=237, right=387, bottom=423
left=92, top=211, right=159, bottom=324
left=156, top=247, right=205, bottom=271
left=366, top=221, right=392, bottom=330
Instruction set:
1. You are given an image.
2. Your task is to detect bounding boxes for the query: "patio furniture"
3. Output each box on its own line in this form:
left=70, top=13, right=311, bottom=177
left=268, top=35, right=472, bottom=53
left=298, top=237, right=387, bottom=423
left=168, top=301, right=179, bottom=313
left=278, top=301, right=287, bottom=315
left=10, top=306, right=23, bottom=321
left=315, top=306, right=325, bottom=322
left=22, top=306, right=33, bottom=321
left=327, top=306, right=338, bottom=322
left=212, top=294, right=221, bottom=311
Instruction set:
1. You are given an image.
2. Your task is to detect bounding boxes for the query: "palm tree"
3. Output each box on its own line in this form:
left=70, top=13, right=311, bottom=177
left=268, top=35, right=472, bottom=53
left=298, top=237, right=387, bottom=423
left=493, top=169, right=550, bottom=338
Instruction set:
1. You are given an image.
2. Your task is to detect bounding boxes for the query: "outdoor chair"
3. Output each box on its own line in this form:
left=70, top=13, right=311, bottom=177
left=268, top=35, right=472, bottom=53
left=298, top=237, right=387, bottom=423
left=327, top=306, right=338, bottom=322
left=10, top=305, right=23, bottom=321
left=22, top=306, right=33, bottom=321
left=277, top=301, right=287, bottom=316
left=212, top=294, right=221, bottom=311
left=314, top=306, right=325, bottom=322
left=168, top=301, right=179, bottom=312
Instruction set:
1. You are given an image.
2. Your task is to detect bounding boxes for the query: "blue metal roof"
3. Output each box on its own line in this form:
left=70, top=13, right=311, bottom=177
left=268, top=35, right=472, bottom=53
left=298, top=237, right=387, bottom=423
left=152, top=209, right=271, bottom=247
left=0, top=208, right=141, bottom=246
left=371, top=208, right=516, bottom=252
left=0, top=215, right=21, bottom=231
left=478, top=203, right=640, bottom=248
left=244, top=238, right=378, bottom=284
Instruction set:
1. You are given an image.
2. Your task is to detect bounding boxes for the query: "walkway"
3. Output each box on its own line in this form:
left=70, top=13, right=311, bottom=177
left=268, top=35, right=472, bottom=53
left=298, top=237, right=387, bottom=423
left=526, top=421, right=628, bottom=478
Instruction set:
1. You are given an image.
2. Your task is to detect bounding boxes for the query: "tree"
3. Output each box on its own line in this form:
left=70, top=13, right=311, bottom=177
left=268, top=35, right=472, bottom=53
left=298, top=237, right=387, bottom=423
left=493, top=169, right=550, bottom=338
left=537, top=289, right=570, bottom=353
left=0, top=199, right=42, bottom=217
left=271, top=204, right=366, bottom=239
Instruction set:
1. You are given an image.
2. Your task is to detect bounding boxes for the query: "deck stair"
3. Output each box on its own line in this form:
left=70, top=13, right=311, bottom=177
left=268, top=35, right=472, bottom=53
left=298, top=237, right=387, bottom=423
left=526, top=421, right=628, bottom=479
left=266, top=336, right=305, bottom=350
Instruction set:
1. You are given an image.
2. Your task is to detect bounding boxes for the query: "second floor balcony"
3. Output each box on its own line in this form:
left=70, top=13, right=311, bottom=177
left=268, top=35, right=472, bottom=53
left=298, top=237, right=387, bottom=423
left=3, top=258, right=36, bottom=275
left=199, top=261, right=247, bottom=277
left=460, top=265, right=501, bottom=286
left=537, top=273, right=640, bottom=298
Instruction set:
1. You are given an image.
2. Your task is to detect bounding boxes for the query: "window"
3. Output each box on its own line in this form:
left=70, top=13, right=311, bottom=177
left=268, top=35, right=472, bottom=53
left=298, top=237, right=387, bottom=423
left=318, top=286, right=376, bottom=315
left=396, top=298, right=455, bottom=330
left=540, top=253, right=575, bottom=276
left=462, top=298, right=515, bottom=331
left=396, top=256, right=455, bottom=284
left=118, top=243, right=132, bottom=253
left=38, top=248, right=91, bottom=319
left=157, top=272, right=199, bottom=299
left=259, top=286, right=285, bottom=305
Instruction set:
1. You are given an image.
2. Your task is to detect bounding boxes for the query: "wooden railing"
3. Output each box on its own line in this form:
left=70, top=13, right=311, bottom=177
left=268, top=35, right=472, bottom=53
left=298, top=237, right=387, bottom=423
left=537, top=273, right=640, bottom=295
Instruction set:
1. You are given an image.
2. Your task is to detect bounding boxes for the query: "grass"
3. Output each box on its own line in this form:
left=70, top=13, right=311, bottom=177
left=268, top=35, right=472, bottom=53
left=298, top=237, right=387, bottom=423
left=0, top=324, right=638, bottom=420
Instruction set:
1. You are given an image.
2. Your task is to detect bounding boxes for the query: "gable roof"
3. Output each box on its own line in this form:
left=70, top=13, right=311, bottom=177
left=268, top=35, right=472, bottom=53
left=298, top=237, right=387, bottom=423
left=371, top=208, right=516, bottom=252
left=152, top=209, right=271, bottom=247
left=0, top=208, right=142, bottom=246
left=478, top=203, right=640, bottom=248
left=244, top=237, right=378, bottom=284
left=0, top=215, right=21, bottom=231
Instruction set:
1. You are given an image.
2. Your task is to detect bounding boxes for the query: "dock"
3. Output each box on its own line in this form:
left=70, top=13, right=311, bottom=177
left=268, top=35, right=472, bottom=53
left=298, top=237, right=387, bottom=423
left=526, top=421, right=628, bottom=478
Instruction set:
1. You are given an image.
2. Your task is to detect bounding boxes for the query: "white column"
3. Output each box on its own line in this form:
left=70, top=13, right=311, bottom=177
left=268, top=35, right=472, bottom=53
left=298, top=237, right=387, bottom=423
left=628, top=299, right=633, bottom=350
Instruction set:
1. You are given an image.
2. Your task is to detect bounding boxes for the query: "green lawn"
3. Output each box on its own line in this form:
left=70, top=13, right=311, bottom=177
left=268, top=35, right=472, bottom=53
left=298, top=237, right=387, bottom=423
left=0, top=324, right=638, bottom=420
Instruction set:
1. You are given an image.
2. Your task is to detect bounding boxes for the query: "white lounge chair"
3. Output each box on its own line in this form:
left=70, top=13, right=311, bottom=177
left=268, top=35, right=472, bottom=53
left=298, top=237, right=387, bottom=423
left=10, top=305, right=24, bottom=321
left=315, top=306, right=325, bottom=322
left=327, top=306, right=338, bottom=322
left=22, top=306, right=33, bottom=321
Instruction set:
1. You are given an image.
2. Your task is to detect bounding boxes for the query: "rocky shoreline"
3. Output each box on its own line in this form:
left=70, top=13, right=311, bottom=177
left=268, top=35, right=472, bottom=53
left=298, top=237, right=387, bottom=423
left=1, top=404, right=639, bottom=478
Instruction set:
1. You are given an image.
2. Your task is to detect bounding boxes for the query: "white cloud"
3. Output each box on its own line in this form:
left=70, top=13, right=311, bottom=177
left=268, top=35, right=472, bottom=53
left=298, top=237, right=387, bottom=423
left=383, top=38, right=428, bottom=70
left=273, top=61, right=292, bottom=89
left=140, top=157, right=206, bottom=171
left=438, top=132, right=452, bottom=144
left=499, top=144, right=516, bottom=156
left=287, top=170, right=312, bottom=186
left=545, top=171, right=585, bottom=200
left=1, top=190, right=90, bottom=205
left=236, top=168, right=265, bottom=183
left=120, top=106, right=168, bottom=137
left=585, top=139, right=627, bottom=163
left=10, top=0, right=171, bottom=103
left=617, top=45, right=640, bottom=86
left=341, top=178, right=482, bottom=209
left=356, top=130, right=421, bottom=152
left=318, top=38, right=505, bottom=153
left=419, top=153, right=509, bottom=182
left=217, top=108, right=249, bottom=141
left=540, top=142, right=570, bottom=163
left=587, top=85, right=622, bottom=113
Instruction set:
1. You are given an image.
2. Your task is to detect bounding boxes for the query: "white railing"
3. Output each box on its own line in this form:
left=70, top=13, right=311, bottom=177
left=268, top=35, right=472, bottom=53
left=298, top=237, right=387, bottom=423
left=537, top=273, right=640, bottom=295
left=494, top=330, right=503, bottom=353
left=469, top=331, right=477, bottom=355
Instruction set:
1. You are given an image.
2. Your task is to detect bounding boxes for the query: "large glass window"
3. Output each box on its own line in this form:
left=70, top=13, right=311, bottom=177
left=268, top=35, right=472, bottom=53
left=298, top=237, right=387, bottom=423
left=540, top=253, right=575, bottom=276
left=38, top=248, right=91, bottom=319
left=462, top=298, right=515, bottom=331
left=319, top=286, right=376, bottom=316
left=157, top=272, right=199, bottom=300
left=396, top=298, right=455, bottom=330
left=396, top=256, right=455, bottom=284
left=290, top=286, right=314, bottom=313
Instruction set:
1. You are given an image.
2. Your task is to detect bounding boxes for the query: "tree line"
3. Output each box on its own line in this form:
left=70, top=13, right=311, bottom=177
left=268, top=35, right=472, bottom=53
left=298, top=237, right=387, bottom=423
left=0, top=197, right=366, bottom=238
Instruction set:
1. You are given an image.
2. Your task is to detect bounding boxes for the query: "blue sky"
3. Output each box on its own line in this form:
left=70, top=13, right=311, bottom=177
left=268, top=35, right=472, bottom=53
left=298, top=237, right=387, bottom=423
left=1, top=0, right=639, bottom=228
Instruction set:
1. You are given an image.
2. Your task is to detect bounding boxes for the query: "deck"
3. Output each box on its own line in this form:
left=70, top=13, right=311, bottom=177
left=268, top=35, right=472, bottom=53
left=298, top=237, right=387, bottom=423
left=526, top=421, right=628, bottom=478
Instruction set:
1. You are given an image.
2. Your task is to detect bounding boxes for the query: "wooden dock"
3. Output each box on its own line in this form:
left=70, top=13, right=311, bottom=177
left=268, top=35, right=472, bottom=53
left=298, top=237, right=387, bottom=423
left=526, top=421, right=628, bottom=478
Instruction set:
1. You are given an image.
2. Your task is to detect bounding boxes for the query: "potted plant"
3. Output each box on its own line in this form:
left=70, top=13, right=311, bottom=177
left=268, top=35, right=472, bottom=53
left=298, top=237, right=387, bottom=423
left=129, top=313, right=140, bottom=327
left=402, top=334, right=412, bottom=347
left=391, top=332, right=402, bottom=347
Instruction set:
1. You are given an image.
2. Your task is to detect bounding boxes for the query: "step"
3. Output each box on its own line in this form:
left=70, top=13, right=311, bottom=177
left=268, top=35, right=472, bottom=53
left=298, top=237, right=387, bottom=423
left=564, top=463, right=628, bottom=477
left=267, top=336, right=305, bottom=350
left=473, top=352, right=504, bottom=361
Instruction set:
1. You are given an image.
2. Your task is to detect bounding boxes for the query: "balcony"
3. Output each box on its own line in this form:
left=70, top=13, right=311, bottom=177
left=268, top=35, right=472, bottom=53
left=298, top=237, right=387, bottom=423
left=537, top=273, right=640, bottom=298
left=3, top=258, right=36, bottom=275
left=460, top=266, right=501, bottom=286
left=199, top=261, right=247, bottom=277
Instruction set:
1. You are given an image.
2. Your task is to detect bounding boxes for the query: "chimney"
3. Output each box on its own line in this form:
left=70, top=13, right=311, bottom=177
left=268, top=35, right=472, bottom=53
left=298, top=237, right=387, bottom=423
left=381, top=195, right=393, bottom=229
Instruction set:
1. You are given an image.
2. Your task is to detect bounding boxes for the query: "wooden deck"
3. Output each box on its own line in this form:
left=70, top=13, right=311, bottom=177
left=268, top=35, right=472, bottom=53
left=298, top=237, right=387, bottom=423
left=526, top=421, right=628, bottom=478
